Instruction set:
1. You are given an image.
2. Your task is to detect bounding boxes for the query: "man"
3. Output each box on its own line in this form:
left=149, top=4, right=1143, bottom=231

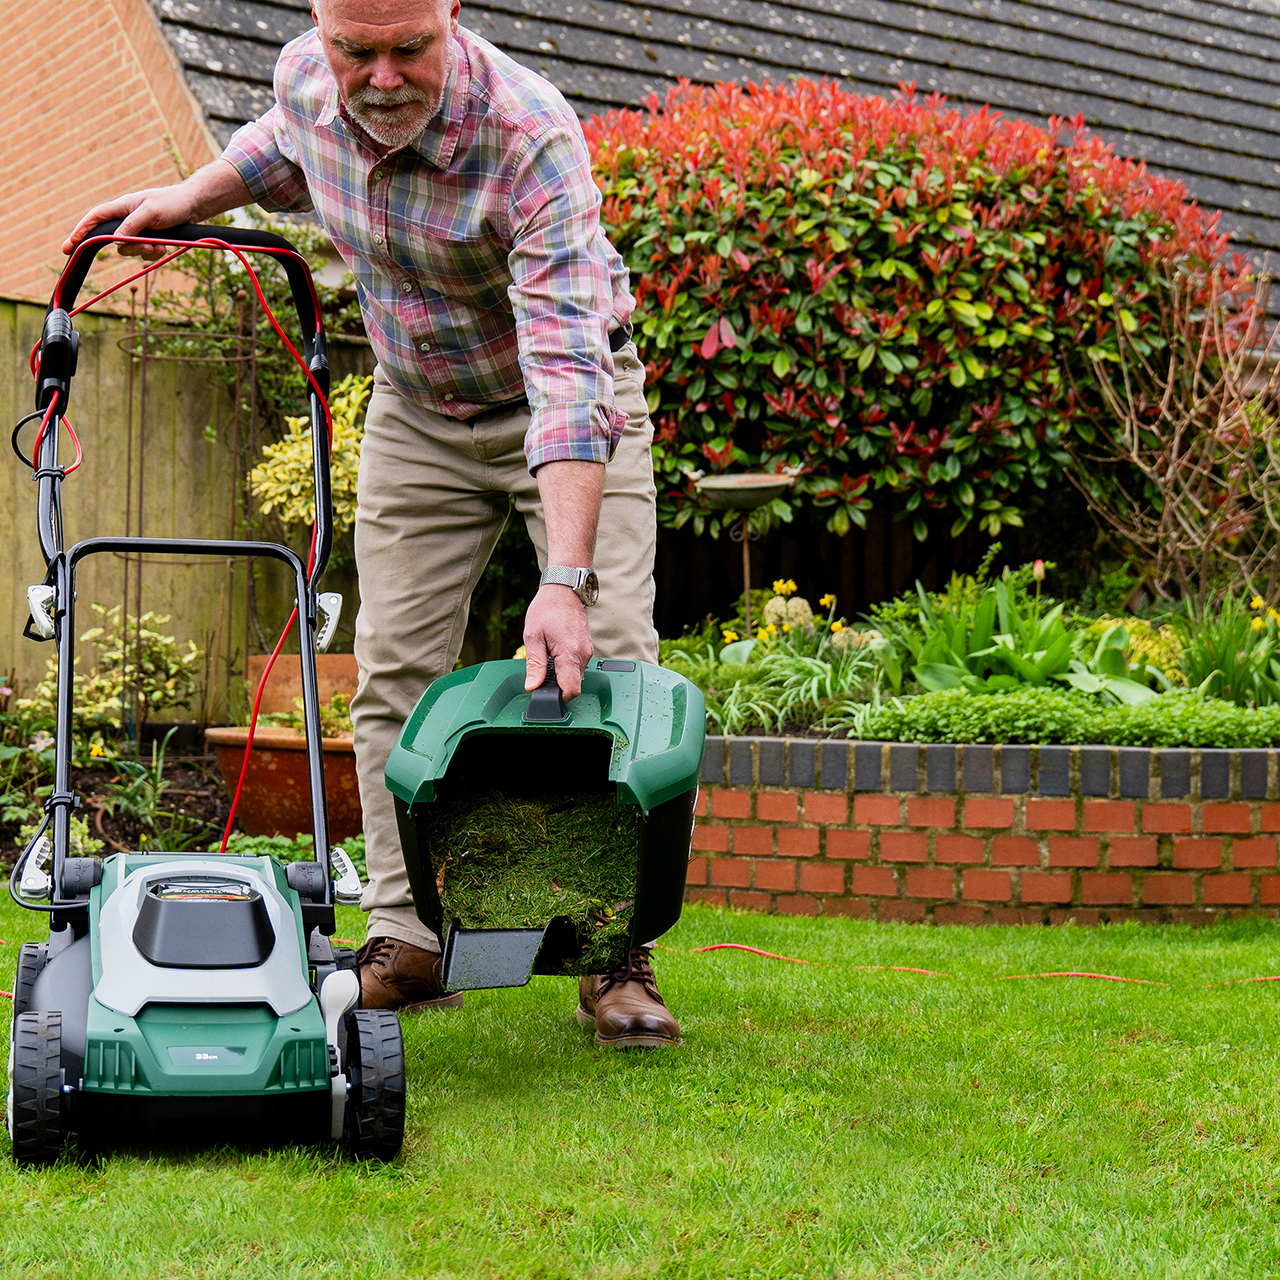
left=64, top=0, right=680, bottom=1048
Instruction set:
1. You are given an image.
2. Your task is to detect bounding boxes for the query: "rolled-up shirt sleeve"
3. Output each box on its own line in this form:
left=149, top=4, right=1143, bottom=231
left=222, top=105, right=314, bottom=214
left=506, top=125, right=626, bottom=472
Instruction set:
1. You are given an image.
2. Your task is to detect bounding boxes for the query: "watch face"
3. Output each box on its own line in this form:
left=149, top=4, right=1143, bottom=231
left=578, top=570, right=600, bottom=607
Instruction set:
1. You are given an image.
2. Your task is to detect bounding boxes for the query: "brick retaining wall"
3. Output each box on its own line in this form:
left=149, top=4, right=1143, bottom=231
left=688, top=738, right=1280, bottom=924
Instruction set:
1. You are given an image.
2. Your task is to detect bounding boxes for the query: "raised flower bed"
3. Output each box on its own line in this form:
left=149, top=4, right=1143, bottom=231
left=690, top=736, right=1280, bottom=925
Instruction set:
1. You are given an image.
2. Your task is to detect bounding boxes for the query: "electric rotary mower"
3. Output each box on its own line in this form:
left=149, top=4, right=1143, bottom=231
left=5, top=223, right=403, bottom=1165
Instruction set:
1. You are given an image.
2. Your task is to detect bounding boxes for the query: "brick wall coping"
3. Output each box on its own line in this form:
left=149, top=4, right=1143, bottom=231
left=699, top=737, right=1278, bottom=802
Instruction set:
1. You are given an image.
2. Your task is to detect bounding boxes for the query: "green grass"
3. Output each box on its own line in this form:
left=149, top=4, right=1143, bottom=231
left=5, top=896, right=1280, bottom=1278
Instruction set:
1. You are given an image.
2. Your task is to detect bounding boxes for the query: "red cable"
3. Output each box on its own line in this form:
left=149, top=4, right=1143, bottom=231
left=36, top=232, right=333, bottom=855
left=995, top=971, right=1170, bottom=986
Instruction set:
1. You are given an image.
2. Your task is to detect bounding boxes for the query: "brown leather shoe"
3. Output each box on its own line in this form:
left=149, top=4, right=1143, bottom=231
left=577, top=948, right=680, bottom=1048
left=357, top=936, right=463, bottom=1012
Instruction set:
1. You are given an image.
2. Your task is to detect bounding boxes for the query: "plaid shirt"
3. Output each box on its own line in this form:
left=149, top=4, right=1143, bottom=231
left=223, top=27, right=633, bottom=469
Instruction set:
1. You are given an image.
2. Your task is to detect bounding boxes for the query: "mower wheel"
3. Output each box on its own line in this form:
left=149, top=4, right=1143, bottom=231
left=12, top=944, right=48, bottom=1017
left=342, top=1009, right=405, bottom=1162
left=9, top=1011, right=66, bottom=1166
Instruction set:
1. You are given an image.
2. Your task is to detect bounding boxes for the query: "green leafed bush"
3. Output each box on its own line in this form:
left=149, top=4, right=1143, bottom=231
left=852, top=687, right=1280, bottom=747
left=586, top=81, right=1238, bottom=540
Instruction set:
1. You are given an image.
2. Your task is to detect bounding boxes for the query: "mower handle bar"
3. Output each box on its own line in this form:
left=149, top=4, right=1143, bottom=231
left=56, top=220, right=324, bottom=363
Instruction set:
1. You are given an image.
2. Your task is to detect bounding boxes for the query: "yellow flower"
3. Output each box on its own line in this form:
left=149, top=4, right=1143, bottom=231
left=819, top=593, right=836, bottom=608
left=722, top=629, right=739, bottom=643
left=831, top=620, right=844, bottom=634
left=782, top=623, right=791, bottom=632
left=772, top=578, right=797, bottom=596
left=767, top=623, right=778, bottom=635
left=756, top=627, right=769, bottom=641
left=1253, top=617, right=1264, bottom=631
left=89, top=743, right=105, bottom=758
left=1270, top=609, right=1280, bottom=624
left=1251, top=596, right=1265, bottom=610
left=513, top=645, right=526, bottom=659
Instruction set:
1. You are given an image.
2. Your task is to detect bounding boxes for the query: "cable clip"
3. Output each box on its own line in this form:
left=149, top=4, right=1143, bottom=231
left=44, top=791, right=81, bottom=815
left=316, top=592, right=343, bottom=652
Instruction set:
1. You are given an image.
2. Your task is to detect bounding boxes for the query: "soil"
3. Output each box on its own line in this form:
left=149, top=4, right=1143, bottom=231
left=416, top=788, right=640, bottom=976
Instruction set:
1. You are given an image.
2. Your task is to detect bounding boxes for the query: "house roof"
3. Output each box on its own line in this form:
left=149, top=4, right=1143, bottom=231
left=149, top=0, right=1280, bottom=258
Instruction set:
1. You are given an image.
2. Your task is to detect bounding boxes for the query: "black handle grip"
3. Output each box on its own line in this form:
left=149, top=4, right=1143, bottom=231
left=56, top=220, right=322, bottom=356
left=523, top=657, right=569, bottom=723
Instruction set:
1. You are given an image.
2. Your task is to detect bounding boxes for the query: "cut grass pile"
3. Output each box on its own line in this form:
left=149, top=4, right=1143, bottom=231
left=6, top=896, right=1280, bottom=1276
left=420, top=788, right=638, bottom=974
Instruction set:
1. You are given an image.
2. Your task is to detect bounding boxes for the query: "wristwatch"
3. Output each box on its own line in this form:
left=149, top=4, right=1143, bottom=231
left=540, top=565, right=599, bottom=607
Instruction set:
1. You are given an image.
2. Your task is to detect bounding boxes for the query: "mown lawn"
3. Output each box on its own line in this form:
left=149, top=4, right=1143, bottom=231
left=4, top=895, right=1280, bottom=1278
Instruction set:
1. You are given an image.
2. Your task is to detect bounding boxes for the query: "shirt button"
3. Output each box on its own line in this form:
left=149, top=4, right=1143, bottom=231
left=400, top=280, right=413, bottom=293
left=371, top=169, right=384, bottom=181
left=373, top=234, right=384, bottom=245
left=419, top=341, right=431, bottom=352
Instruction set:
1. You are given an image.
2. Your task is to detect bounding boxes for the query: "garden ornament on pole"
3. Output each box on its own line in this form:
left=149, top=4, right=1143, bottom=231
left=694, top=474, right=795, bottom=635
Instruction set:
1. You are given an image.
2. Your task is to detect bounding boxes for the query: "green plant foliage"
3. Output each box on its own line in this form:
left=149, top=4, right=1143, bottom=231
left=261, top=692, right=354, bottom=738
left=587, top=81, right=1236, bottom=540
left=16, top=814, right=103, bottom=859
left=251, top=375, right=372, bottom=534
left=1172, top=594, right=1280, bottom=707
left=98, top=729, right=213, bottom=852
left=851, top=686, right=1280, bottom=747
left=19, top=605, right=202, bottom=731
left=223, top=832, right=367, bottom=880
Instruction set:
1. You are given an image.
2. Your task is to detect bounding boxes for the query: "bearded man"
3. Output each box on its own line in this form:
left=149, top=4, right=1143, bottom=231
left=64, top=0, right=679, bottom=1048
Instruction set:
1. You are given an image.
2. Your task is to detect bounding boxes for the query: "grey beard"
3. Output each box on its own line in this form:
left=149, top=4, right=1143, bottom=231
left=345, top=46, right=454, bottom=149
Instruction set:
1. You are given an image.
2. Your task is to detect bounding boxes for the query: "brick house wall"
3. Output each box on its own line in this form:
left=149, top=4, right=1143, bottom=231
left=0, top=0, right=217, bottom=303
left=689, top=738, right=1280, bottom=925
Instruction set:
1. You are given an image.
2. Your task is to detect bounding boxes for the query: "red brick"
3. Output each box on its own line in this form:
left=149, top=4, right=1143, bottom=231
left=732, top=826, right=773, bottom=857
left=728, top=890, right=771, bottom=912
left=800, top=862, right=845, bottom=894
left=992, top=836, right=1040, bottom=866
left=1048, top=837, right=1099, bottom=868
left=777, top=894, right=820, bottom=916
left=1262, top=805, right=1280, bottom=833
left=1021, top=872, right=1072, bottom=904
left=710, top=858, right=751, bottom=887
left=907, top=796, right=956, bottom=828
left=880, top=832, right=928, bottom=862
left=1202, top=874, right=1253, bottom=906
left=804, top=793, right=849, bottom=825
left=906, top=868, right=955, bottom=899
left=1171, top=908, right=1217, bottom=926
left=852, top=866, right=897, bottom=896
left=694, top=790, right=708, bottom=817
left=1143, top=803, right=1193, bottom=833
left=1201, top=803, right=1251, bottom=834
left=993, top=907, right=1043, bottom=925
left=1107, top=837, right=1158, bottom=867
left=1174, top=838, right=1221, bottom=869
left=692, top=823, right=729, bottom=852
left=853, top=795, right=900, bottom=825
left=963, top=869, right=1012, bottom=901
left=686, top=856, right=708, bottom=886
left=753, top=860, right=797, bottom=892
left=1261, top=876, right=1280, bottom=905
left=778, top=826, right=819, bottom=857
left=1105, top=909, right=1165, bottom=926
left=936, top=904, right=986, bottom=925
left=1142, top=874, right=1193, bottom=906
left=963, top=797, right=1015, bottom=828
left=756, top=791, right=798, bottom=822
left=823, top=897, right=872, bottom=919
left=710, top=788, right=750, bottom=819
left=826, top=829, right=871, bottom=860
left=686, top=888, right=727, bottom=908
left=1049, top=908, right=1100, bottom=926
left=1026, top=799, right=1077, bottom=831
left=879, top=900, right=926, bottom=922
left=936, top=834, right=985, bottom=863
left=1232, top=837, right=1277, bottom=869
left=1083, top=801, right=1135, bottom=833
left=1081, top=873, right=1132, bottom=905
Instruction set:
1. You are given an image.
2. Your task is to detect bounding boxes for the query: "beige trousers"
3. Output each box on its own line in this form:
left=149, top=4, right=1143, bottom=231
left=350, top=342, right=659, bottom=950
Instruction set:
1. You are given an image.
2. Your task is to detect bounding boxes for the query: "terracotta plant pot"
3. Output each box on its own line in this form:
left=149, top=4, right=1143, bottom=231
left=204, top=726, right=363, bottom=843
left=244, top=653, right=360, bottom=716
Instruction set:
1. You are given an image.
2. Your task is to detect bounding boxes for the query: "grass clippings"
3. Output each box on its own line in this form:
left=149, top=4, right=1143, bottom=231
left=419, top=788, right=639, bottom=975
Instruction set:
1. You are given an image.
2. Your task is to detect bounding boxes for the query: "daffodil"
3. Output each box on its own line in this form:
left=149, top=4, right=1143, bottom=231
left=819, top=593, right=836, bottom=608
left=1253, top=617, right=1264, bottom=631
left=831, top=620, right=844, bottom=634
left=1252, top=596, right=1265, bottom=610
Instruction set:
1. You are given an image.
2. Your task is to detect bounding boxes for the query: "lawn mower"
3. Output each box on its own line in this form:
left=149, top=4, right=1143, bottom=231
left=5, top=222, right=403, bottom=1166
